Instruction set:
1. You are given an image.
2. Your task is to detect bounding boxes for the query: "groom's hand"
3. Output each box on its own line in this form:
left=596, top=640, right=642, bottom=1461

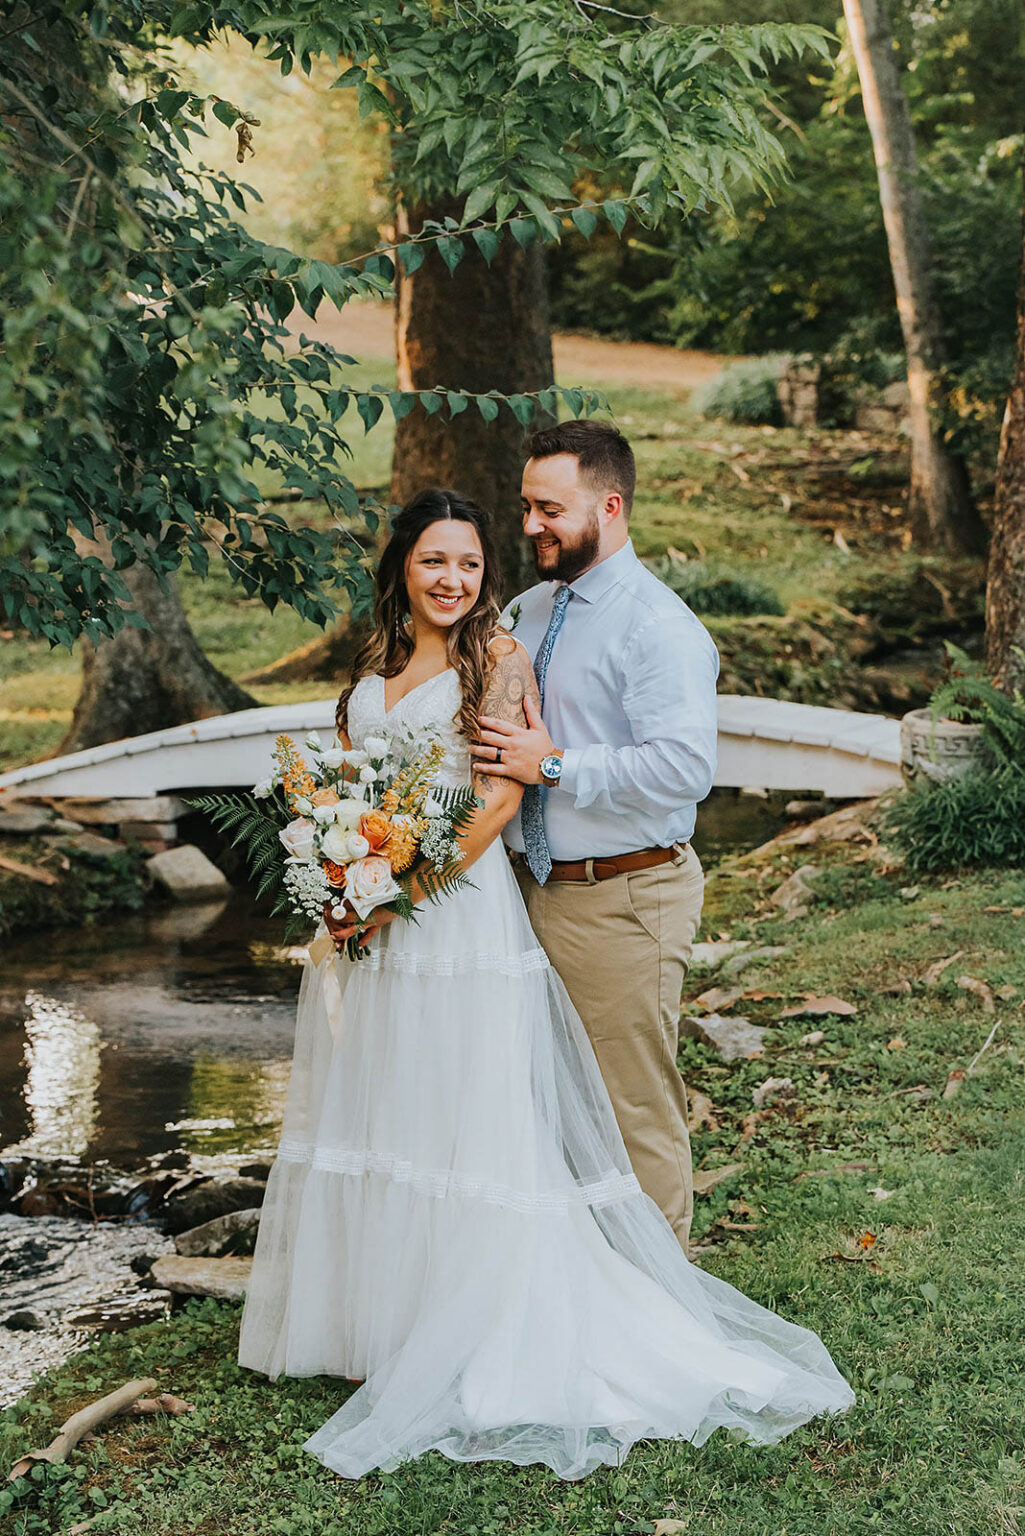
left=473, top=695, right=556, bottom=785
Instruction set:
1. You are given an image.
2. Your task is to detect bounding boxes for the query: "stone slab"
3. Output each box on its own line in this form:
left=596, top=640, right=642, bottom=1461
left=60, top=795, right=188, bottom=825
left=150, top=1254, right=252, bottom=1301
left=174, top=1207, right=262, bottom=1259
left=147, top=844, right=230, bottom=901
left=0, top=809, right=55, bottom=835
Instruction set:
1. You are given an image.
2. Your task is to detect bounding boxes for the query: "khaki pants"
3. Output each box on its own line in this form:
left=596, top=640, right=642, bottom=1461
left=516, top=844, right=705, bottom=1255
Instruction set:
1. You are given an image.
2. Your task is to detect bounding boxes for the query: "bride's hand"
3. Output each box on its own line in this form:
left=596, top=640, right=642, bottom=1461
left=323, top=900, right=361, bottom=949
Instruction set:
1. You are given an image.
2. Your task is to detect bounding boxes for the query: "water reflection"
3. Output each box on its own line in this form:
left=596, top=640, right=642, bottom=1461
left=5, top=992, right=102, bottom=1160
left=0, top=894, right=300, bottom=1171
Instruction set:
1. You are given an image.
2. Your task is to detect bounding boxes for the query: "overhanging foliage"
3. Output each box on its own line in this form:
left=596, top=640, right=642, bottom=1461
left=1, top=1, right=830, bottom=647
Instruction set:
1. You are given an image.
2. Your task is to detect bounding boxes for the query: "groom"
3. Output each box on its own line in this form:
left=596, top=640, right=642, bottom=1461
left=473, top=420, right=719, bottom=1255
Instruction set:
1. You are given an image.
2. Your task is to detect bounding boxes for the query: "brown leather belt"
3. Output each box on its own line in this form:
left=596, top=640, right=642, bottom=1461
left=545, top=842, right=689, bottom=884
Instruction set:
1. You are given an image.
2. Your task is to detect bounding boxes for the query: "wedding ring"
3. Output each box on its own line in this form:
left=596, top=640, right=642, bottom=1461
left=495, top=747, right=503, bottom=764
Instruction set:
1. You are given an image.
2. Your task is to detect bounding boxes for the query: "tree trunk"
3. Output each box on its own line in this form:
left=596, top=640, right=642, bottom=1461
left=59, top=561, right=257, bottom=754
left=842, top=0, right=986, bottom=556
left=985, top=148, right=1025, bottom=694
left=391, top=202, right=555, bottom=595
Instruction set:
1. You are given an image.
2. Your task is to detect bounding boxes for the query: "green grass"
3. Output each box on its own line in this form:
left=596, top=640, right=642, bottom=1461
left=3, top=841, right=1024, bottom=1535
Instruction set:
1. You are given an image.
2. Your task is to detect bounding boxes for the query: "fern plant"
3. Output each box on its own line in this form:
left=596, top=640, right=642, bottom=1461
left=185, top=792, right=290, bottom=905
left=930, top=643, right=1025, bottom=772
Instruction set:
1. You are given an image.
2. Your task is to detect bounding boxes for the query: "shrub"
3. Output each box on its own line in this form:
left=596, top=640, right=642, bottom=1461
left=694, top=357, right=786, bottom=427
left=651, top=559, right=786, bottom=618
left=885, top=767, right=1025, bottom=875
left=929, top=643, right=1025, bottom=773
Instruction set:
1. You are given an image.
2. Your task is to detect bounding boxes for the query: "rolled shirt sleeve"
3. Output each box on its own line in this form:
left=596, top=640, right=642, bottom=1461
left=557, top=615, right=719, bottom=817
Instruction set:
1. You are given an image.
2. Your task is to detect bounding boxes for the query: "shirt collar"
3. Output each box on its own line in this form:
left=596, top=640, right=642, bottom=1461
left=566, top=541, right=638, bottom=605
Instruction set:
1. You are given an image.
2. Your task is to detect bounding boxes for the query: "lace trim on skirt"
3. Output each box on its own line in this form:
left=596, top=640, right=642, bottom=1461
left=276, top=1135, right=642, bottom=1213
left=360, top=945, right=551, bottom=977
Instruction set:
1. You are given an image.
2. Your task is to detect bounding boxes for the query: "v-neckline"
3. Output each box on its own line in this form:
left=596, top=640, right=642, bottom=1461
left=380, top=668, right=455, bottom=716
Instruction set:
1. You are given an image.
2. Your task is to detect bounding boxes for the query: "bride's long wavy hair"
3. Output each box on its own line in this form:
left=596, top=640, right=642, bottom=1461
left=336, top=488, right=504, bottom=745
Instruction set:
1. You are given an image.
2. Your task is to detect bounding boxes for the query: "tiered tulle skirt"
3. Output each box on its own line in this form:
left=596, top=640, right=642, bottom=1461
left=238, top=841, right=854, bottom=1479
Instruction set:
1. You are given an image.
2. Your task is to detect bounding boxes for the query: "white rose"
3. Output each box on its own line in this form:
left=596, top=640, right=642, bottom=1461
left=346, top=833, right=371, bottom=860
left=344, top=855, right=402, bottom=920
left=320, top=821, right=356, bottom=863
left=293, top=795, right=313, bottom=815
left=305, top=731, right=323, bottom=752
left=252, top=776, right=274, bottom=799
left=359, top=765, right=378, bottom=784
left=311, top=803, right=338, bottom=825
left=317, top=747, right=350, bottom=769
left=279, top=817, right=316, bottom=862
left=332, top=798, right=366, bottom=832
left=363, top=735, right=391, bottom=758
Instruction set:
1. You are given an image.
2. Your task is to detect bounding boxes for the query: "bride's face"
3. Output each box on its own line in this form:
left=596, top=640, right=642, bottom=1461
left=404, top=520, right=485, bottom=633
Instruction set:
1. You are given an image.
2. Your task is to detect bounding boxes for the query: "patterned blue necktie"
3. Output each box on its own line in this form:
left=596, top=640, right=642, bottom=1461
left=521, top=583, right=571, bottom=884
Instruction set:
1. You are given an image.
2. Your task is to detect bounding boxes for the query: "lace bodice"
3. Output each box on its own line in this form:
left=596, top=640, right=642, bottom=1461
left=347, top=670, right=471, bottom=787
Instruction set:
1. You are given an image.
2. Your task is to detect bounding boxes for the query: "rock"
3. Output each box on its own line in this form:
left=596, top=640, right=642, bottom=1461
left=162, top=1177, right=266, bottom=1234
left=768, top=865, right=820, bottom=919
left=55, top=831, right=126, bottom=859
left=174, top=1207, right=262, bottom=1258
left=682, top=1013, right=766, bottom=1062
left=3, top=1308, right=46, bottom=1331
left=146, top=844, right=230, bottom=902
left=689, top=939, right=751, bottom=970
left=899, top=886, right=920, bottom=901
left=60, top=795, right=187, bottom=826
left=150, top=1255, right=251, bottom=1301
left=63, top=1290, right=173, bottom=1332
left=784, top=799, right=833, bottom=822
left=800, top=1029, right=826, bottom=1047
left=752, top=1076, right=796, bottom=1108
left=146, top=900, right=228, bottom=943
left=739, top=785, right=769, bottom=799
left=721, top=945, right=788, bottom=980
left=0, top=809, right=55, bottom=835
left=237, top=1162, right=273, bottom=1181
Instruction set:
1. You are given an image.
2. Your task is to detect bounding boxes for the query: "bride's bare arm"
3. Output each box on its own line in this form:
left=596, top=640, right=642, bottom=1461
left=456, top=636, right=538, bottom=870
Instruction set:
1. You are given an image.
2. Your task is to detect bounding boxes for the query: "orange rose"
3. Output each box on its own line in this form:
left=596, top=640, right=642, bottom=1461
left=322, top=859, right=347, bottom=887
left=359, top=809, right=393, bottom=853
left=310, top=787, right=340, bottom=808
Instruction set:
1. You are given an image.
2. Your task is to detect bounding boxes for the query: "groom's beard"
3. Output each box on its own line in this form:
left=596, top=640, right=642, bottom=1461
left=530, top=512, right=601, bottom=583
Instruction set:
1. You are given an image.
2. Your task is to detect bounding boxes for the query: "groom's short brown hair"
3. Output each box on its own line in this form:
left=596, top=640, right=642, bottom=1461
left=527, top=420, right=636, bottom=518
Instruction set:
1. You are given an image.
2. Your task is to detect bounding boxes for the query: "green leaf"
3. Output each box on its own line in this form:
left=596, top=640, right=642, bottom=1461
left=419, top=391, right=443, bottom=415
left=603, top=200, right=628, bottom=236
left=509, top=218, right=536, bottom=249
left=570, top=206, right=598, bottom=239
left=507, top=394, right=534, bottom=426
left=357, top=395, right=384, bottom=432
left=476, top=395, right=499, bottom=422
left=437, top=236, right=464, bottom=273
left=211, top=99, right=237, bottom=128
left=397, top=241, right=425, bottom=275
left=446, top=391, right=468, bottom=417
left=462, top=182, right=499, bottom=225
left=472, top=228, right=500, bottom=265
left=388, top=391, right=416, bottom=421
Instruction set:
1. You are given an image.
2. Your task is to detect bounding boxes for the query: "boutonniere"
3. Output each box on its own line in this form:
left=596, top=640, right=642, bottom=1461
left=507, top=601, right=522, bottom=632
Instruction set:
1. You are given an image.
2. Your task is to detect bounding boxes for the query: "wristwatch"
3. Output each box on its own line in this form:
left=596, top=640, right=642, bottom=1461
left=539, top=752, right=564, bottom=788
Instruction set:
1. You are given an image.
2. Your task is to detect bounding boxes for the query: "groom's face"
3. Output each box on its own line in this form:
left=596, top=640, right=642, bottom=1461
left=521, top=454, right=602, bottom=583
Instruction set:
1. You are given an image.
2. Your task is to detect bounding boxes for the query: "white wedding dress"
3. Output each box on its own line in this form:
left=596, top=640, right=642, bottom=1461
left=238, top=668, right=854, bottom=1479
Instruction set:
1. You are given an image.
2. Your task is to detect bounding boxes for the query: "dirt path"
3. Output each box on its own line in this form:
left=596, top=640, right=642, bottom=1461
left=288, top=300, right=729, bottom=394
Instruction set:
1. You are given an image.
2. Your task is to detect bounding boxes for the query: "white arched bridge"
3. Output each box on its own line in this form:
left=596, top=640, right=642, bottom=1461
left=0, top=696, right=901, bottom=836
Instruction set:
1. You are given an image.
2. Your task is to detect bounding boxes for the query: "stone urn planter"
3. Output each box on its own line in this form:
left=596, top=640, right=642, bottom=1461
left=900, top=707, right=987, bottom=789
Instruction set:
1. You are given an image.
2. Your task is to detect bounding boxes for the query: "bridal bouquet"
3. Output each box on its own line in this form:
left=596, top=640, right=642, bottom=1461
left=190, top=727, right=479, bottom=958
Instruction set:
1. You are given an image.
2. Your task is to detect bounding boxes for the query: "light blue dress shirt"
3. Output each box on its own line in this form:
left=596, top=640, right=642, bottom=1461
left=501, top=541, right=719, bottom=860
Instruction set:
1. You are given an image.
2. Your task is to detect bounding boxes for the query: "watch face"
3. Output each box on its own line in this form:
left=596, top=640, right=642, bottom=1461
left=541, top=755, right=562, bottom=781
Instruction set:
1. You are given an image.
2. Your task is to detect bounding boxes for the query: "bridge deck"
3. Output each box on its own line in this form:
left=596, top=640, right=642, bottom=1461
left=0, top=696, right=901, bottom=803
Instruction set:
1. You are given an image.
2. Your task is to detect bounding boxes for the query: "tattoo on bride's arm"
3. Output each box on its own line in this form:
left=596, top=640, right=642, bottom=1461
left=475, top=643, right=539, bottom=794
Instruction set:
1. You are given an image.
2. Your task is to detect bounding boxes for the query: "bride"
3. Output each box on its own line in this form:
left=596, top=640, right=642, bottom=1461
left=237, top=487, right=854, bottom=1479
